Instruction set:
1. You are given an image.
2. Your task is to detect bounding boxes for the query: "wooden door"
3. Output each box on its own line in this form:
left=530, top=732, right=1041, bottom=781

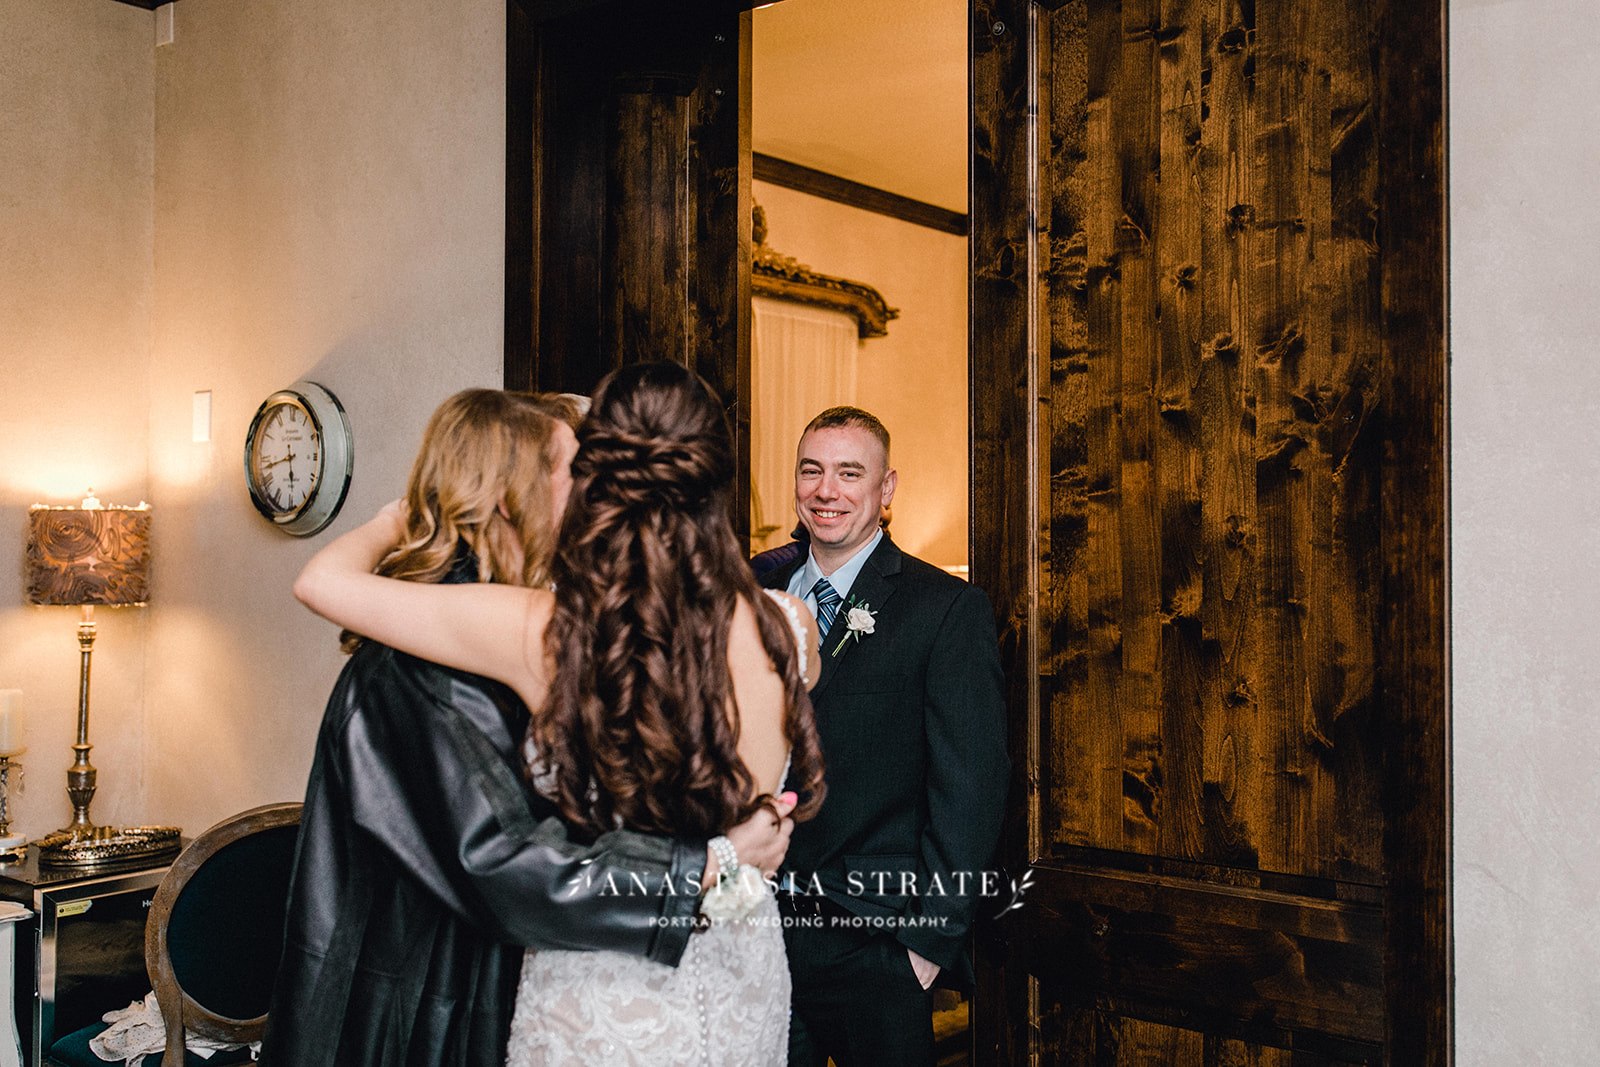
left=506, top=0, right=752, bottom=535
left=969, top=1, right=1448, bottom=1063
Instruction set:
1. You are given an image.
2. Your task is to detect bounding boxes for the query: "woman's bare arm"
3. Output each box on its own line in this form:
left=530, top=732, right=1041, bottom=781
left=293, top=504, right=550, bottom=693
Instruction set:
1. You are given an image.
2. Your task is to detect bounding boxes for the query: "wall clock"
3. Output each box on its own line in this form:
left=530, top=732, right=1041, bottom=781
left=243, top=380, right=354, bottom=537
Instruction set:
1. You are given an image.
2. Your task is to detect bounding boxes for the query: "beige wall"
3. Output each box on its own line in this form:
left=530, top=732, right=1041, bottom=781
left=752, top=0, right=967, bottom=213
left=0, top=0, right=155, bottom=838
left=752, top=180, right=969, bottom=570
left=1, top=0, right=504, bottom=841
left=145, top=0, right=506, bottom=834
left=1452, top=0, right=1600, bottom=1061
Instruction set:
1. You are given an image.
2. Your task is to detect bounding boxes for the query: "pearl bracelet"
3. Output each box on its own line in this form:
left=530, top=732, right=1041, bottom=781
left=708, top=834, right=740, bottom=884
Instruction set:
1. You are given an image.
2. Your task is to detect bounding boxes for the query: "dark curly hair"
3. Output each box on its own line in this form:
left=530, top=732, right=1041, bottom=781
left=533, top=362, right=826, bottom=838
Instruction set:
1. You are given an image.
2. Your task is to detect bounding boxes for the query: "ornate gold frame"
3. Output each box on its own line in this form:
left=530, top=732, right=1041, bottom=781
left=752, top=204, right=897, bottom=338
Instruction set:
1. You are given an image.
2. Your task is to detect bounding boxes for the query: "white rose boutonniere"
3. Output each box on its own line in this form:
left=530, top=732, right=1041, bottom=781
left=832, top=603, right=877, bottom=657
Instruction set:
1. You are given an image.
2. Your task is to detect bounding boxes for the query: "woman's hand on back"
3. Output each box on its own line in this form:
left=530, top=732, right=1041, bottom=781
left=713, top=792, right=797, bottom=881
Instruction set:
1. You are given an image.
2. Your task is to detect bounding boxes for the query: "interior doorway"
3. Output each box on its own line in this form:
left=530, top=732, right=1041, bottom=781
left=750, top=1, right=975, bottom=1061
left=749, top=0, right=972, bottom=581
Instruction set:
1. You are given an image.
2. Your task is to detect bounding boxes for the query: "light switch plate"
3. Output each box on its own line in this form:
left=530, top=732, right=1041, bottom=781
left=193, top=390, right=212, bottom=443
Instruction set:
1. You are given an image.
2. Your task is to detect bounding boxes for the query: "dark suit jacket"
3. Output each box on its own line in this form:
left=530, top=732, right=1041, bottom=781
left=761, top=536, right=1009, bottom=987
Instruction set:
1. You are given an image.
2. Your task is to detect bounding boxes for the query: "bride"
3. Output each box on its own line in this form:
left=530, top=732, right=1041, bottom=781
left=295, top=361, right=825, bottom=1064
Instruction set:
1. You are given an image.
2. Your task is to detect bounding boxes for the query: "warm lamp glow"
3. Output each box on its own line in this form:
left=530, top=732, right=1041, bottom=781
left=7, top=454, right=146, bottom=509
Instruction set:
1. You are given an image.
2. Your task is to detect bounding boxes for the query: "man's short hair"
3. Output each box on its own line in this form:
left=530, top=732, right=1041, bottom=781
left=802, top=406, right=891, bottom=462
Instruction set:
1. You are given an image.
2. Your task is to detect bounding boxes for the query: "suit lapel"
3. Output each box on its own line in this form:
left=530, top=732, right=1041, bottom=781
left=812, top=537, right=902, bottom=700
left=759, top=554, right=804, bottom=593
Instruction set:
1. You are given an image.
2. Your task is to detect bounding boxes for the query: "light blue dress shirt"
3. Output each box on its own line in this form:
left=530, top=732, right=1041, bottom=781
left=786, top=528, right=884, bottom=622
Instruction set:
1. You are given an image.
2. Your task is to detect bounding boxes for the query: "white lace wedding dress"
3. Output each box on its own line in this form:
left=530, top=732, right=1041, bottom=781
left=504, top=591, right=806, bottom=1066
left=504, top=893, right=789, bottom=1065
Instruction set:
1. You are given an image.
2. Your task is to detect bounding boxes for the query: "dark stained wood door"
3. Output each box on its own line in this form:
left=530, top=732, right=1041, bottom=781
left=969, top=1, right=1448, bottom=1063
left=507, top=0, right=752, bottom=535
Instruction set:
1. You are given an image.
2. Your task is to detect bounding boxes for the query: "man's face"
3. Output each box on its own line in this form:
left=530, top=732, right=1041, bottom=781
left=794, top=424, right=897, bottom=568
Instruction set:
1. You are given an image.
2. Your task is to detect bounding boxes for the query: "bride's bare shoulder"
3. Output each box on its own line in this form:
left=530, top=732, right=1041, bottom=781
left=728, top=592, right=819, bottom=689
left=727, top=592, right=763, bottom=642
left=727, top=595, right=779, bottom=668
left=753, top=590, right=820, bottom=688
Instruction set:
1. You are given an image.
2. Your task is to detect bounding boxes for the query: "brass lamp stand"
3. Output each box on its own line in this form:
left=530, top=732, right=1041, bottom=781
left=26, top=497, right=181, bottom=867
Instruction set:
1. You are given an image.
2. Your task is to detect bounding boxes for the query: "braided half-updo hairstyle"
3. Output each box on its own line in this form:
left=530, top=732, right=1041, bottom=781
left=533, top=361, right=826, bottom=839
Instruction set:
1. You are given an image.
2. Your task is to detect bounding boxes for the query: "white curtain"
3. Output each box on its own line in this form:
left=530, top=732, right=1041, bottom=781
left=750, top=295, right=859, bottom=549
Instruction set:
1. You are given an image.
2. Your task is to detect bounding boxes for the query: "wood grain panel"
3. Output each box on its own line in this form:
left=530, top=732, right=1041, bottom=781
left=1195, top=0, right=1264, bottom=874
left=1034, top=0, right=1383, bottom=883
left=519, top=12, right=606, bottom=393
left=1324, top=0, right=1386, bottom=882
left=607, top=89, right=691, bottom=366
left=1374, top=0, right=1450, bottom=1059
left=506, top=0, right=536, bottom=377
left=1042, top=0, right=1095, bottom=860
left=1113, top=0, right=1164, bottom=860
left=973, top=0, right=1445, bottom=1061
left=1153, top=0, right=1207, bottom=864
left=970, top=1, right=1043, bottom=1061
left=1249, top=0, right=1317, bottom=879
left=1016, top=865, right=1384, bottom=1046
left=686, top=11, right=751, bottom=541
left=509, top=1, right=749, bottom=535
left=1043, top=1005, right=1370, bottom=1067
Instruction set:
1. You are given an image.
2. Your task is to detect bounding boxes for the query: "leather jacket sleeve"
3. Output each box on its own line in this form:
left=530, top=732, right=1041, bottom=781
left=330, top=645, right=706, bottom=965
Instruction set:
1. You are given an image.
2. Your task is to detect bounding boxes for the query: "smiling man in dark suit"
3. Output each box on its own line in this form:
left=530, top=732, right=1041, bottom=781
left=761, top=406, right=1009, bottom=1067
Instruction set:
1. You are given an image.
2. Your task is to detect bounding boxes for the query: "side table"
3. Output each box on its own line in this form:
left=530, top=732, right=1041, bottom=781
left=0, top=848, right=174, bottom=1067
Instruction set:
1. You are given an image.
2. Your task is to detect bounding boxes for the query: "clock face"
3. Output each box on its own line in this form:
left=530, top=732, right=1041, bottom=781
left=248, top=399, right=322, bottom=514
left=244, top=382, right=353, bottom=537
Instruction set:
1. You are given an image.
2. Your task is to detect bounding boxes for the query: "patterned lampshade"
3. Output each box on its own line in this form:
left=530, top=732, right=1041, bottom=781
left=25, top=500, right=152, bottom=607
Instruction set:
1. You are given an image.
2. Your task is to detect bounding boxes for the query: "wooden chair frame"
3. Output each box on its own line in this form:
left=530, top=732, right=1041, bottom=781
left=144, top=802, right=301, bottom=1067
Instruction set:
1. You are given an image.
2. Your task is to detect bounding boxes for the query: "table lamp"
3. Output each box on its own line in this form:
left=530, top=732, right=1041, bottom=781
left=24, top=492, right=180, bottom=866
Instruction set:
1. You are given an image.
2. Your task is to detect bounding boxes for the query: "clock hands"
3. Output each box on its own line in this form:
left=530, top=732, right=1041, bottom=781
left=260, top=447, right=302, bottom=511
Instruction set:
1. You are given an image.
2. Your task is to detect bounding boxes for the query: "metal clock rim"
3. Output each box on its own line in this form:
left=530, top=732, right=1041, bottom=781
left=243, top=389, right=312, bottom=524
left=243, top=381, right=354, bottom=537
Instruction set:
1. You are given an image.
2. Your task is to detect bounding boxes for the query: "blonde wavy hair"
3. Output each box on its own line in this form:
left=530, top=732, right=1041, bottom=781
left=340, top=389, right=578, bottom=653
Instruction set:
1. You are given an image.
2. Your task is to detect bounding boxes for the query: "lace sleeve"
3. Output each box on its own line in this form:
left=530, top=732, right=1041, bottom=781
left=761, top=588, right=810, bottom=682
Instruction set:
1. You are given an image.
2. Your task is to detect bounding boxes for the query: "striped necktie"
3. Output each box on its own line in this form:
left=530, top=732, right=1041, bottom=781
left=811, top=577, right=843, bottom=637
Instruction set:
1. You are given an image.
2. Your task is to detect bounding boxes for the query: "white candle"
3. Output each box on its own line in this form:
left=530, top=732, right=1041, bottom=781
left=0, top=691, right=17, bottom=754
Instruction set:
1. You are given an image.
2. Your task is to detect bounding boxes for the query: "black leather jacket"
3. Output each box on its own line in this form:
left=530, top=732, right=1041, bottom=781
left=262, top=618, right=706, bottom=1065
